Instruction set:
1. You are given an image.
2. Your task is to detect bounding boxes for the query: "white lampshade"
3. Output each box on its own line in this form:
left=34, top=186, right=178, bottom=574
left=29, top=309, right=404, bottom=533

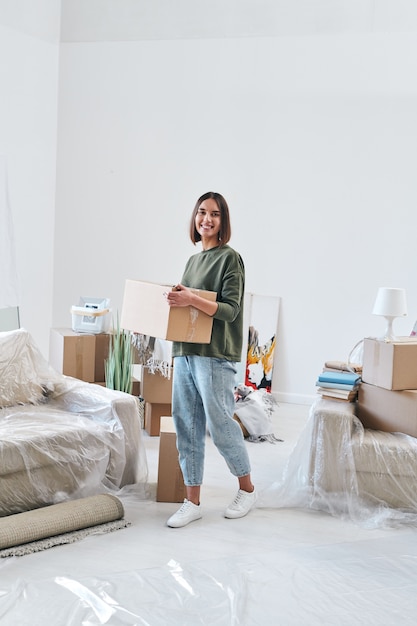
left=372, top=287, right=407, bottom=317
left=372, top=287, right=407, bottom=340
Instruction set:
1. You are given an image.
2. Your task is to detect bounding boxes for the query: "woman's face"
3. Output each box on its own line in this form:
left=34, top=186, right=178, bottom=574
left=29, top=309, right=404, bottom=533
left=195, top=198, right=221, bottom=249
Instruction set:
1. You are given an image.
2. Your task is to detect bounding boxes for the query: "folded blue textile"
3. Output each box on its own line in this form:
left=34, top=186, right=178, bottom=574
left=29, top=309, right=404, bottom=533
left=317, top=371, right=361, bottom=385
left=315, top=380, right=359, bottom=390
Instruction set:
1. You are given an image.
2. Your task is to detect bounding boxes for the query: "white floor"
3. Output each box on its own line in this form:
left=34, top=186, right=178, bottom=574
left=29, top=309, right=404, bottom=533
left=1, top=402, right=417, bottom=625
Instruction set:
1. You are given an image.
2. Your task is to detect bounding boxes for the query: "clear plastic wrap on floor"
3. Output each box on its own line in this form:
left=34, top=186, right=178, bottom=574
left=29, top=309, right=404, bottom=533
left=2, top=545, right=417, bottom=625
left=259, top=398, right=417, bottom=529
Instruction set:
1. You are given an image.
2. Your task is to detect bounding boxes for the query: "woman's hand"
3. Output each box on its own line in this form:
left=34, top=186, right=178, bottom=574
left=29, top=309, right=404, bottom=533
left=166, top=284, right=219, bottom=317
left=166, top=284, right=192, bottom=307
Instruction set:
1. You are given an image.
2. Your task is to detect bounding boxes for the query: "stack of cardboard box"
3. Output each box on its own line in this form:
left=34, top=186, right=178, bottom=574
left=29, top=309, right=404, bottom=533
left=140, top=367, right=173, bottom=436
left=357, top=338, right=417, bottom=438
left=140, top=370, right=186, bottom=502
left=156, top=416, right=187, bottom=503
left=119, top=278, right=217, bottom=499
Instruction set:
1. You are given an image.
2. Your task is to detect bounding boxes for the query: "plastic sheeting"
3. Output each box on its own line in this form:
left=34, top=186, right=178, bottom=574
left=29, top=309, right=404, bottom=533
left=259, top=398, right=417, bottom=529
left=0, top=329, right=148, bottom=517
left=2, top=543, right=417, bottom=625
left=2, top=397, right=417, bottom=623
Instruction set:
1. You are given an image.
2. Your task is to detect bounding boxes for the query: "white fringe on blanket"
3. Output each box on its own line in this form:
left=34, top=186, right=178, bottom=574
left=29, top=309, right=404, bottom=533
left=131, top=334, right=172, bottom=378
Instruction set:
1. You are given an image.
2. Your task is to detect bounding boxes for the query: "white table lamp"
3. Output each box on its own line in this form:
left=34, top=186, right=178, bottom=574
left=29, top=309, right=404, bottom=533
left=372, top=287, right=407, bottom=340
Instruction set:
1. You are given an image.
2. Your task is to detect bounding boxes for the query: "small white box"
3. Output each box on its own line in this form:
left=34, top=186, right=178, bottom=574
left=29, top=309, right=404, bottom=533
left=71, top=297, right=111, bottom=334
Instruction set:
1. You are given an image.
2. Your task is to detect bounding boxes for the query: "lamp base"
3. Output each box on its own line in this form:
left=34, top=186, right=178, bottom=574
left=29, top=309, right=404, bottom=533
left=382, top=316, right=396, bottom=341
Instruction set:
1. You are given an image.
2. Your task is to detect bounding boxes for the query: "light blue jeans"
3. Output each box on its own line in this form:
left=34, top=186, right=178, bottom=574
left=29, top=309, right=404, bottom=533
left=172, top=355, right=251, bottom=486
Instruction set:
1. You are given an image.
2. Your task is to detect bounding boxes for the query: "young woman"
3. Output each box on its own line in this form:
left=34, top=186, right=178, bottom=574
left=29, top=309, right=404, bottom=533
left=166, top=191, right=256, bottom=528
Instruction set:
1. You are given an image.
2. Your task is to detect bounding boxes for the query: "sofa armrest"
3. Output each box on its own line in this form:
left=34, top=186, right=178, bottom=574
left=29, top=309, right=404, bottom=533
left=259, top=398, right=362, bottom=511
left=110, top=392, right=148, bottom=486
left=309, top=399, right=417, bottom=514
left=49, top=378, right=148, bottom=487
left=308, top=399, right=360, bottom=493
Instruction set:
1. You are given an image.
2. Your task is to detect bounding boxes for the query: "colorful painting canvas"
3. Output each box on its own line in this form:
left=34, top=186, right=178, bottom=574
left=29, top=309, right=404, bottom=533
left=237, top=293, right=280, bottom=393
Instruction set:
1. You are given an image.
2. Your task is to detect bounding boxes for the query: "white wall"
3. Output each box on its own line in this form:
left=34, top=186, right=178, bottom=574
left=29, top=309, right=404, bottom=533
left=54, top=24, right=417, bottom=402
left=0, top=1, right=60, bottom=353
left=2, top=1, right=417, bottom=403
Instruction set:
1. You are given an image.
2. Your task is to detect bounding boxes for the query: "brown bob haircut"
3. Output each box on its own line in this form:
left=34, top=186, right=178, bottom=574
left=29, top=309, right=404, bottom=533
left=189, top=191, right=232, bottom=246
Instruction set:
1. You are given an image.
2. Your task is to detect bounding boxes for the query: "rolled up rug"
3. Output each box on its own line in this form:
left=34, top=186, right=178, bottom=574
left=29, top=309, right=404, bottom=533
left=0, top=494, right=128, bottom=555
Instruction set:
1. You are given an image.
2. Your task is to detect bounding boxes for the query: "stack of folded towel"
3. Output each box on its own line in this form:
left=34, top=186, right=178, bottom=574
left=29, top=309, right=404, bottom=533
left=316, top=360, right=362, bottom=402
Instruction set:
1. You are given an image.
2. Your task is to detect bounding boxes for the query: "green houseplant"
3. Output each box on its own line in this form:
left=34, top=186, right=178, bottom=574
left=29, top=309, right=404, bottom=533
left=105, top=315, right=133, bottom=394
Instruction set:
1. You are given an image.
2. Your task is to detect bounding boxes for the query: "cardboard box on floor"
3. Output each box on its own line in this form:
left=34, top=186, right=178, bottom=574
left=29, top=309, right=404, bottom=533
left=157, top=415, right=186, bottom=503
left=357, top=382, right=417, bottom=438
left=145, top=401, right=171, bottom=437
left=120, top=279, right=216, bottom=343
left=141, top=367, right=173, bottom=404
left=362, top=337, right=417, bottom=390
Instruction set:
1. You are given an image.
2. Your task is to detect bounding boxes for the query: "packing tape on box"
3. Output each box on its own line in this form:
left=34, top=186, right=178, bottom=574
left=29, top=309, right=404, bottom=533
left=70, top=307, right=110, bottom=317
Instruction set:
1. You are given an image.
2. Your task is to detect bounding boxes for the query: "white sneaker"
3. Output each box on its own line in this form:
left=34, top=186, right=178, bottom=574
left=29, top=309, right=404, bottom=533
left=224, top=489, right=257, bottom=519
left=167, top=499, right=202, bottom=528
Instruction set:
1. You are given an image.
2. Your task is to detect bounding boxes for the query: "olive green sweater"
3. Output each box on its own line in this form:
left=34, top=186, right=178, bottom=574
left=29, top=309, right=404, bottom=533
left=172, top=245, right=245, bottom=362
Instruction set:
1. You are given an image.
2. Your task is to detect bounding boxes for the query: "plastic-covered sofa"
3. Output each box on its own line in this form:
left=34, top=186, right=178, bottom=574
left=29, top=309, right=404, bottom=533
left=260, top=398, right=417, bottom=528
left=307, top=400, right=417, bottom=511
left=0, top=328, right=148, bottom=516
